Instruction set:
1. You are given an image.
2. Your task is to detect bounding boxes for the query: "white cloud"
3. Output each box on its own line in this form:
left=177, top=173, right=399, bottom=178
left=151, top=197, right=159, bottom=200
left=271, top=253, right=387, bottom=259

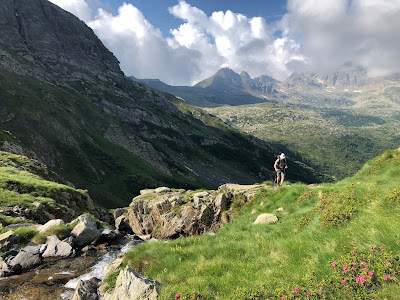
left=49, top=0, right=400, bottom=85
left=283, top=0, right=400, bottom=77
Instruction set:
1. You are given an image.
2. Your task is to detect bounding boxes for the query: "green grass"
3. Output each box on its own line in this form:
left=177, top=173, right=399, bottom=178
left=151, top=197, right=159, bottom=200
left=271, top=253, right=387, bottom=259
left=32, top=224, right=73, bottom=244
left=119, top=148, right=400, bottom=299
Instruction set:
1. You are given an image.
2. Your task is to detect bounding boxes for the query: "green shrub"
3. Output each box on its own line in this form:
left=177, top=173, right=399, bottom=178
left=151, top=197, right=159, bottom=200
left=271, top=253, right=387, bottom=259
left=385, top=188, right=400, bottom=203
left=14, top=227, right=37, bottom=243
left=317, top=185, right=365, bottom=227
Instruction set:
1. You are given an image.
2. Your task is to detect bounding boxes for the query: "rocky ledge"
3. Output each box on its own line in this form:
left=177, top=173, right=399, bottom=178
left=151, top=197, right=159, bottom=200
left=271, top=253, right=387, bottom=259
left=116, top=183, right=269, bottom=240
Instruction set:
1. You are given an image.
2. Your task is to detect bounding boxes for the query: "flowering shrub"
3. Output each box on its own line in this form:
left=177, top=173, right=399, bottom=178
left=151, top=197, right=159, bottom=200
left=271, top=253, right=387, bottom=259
left=317, top=185, right=365, bottom=227
left=385, top=188, right=400, bottom=203
left=294, top=210, right=314, bottom=230
left=298, top=191, right=313, bottom=203
left=328, top=247, right=400, bottom=298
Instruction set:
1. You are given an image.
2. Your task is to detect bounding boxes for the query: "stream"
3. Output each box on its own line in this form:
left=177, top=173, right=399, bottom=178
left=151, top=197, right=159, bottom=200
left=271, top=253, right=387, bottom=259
left=0, top=237, right=141, bottom=300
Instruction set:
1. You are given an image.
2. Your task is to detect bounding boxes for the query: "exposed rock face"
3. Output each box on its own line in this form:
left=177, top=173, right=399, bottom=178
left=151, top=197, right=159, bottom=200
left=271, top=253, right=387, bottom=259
left=128, top=184, right=268, bottom=239
left=115, top=215, right=132, bottom=233
left=0, top=231, right=23, bottom=252
left=253, top=213, right=278, bottom=224
left=71, top=214, right=100, bottom=247
left=0, top=0, right=123, bottom=83
left=103, top=267, right=160, bottom=300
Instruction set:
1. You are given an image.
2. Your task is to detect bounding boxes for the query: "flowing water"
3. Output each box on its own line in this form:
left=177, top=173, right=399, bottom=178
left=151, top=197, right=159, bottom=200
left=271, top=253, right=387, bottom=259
left=0, top=237, right=141, bottom=300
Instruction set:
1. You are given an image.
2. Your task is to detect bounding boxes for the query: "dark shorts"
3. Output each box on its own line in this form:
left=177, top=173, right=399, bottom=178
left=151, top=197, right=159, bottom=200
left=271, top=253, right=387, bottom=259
left=276, top=170, right=285, bottom=178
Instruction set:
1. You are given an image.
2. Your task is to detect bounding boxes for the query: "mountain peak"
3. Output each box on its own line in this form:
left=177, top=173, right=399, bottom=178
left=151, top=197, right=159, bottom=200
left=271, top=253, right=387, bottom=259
left=240, top=71, right=251, bottom=79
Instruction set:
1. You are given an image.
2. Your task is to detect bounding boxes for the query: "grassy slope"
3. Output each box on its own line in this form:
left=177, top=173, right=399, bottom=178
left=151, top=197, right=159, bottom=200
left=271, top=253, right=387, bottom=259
left=0, top=151, right=92, bottom=225
left=121, top=148, right=400, bottom=299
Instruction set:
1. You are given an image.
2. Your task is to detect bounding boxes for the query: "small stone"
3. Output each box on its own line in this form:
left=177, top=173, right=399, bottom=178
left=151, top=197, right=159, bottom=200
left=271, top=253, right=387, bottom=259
left=254, top=213, right=278, bottom=224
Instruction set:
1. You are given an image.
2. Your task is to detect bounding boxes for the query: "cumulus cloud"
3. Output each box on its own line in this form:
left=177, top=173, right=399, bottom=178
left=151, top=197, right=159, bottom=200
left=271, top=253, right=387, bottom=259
left=283, top=0, right=400, bottom=77
left=49, top=0, right=400, bottom=85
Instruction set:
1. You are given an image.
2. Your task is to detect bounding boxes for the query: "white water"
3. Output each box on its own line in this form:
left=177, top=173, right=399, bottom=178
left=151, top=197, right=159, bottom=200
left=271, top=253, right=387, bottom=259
left=61, top=239, right=142, bottom=298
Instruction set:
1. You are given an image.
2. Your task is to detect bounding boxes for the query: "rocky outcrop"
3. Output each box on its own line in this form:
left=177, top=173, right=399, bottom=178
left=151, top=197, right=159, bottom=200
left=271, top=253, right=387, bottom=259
left=0, top=231, right=23, bottom=252
left=71, top=214, right=100, bottom=247
left=128, top=184, right=268, bottom=239
left=102, top=267, right=160, bottom=300
left=8, top=248, right=41, bottom=272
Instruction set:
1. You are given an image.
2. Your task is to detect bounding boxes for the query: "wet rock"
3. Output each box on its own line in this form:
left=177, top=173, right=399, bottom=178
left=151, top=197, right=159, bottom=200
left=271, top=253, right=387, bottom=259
left=72, top=277, right=101, bottom=300
left=42, top=235, right=73, bottom=258
left=254, top=213, right=278, bottom=224
left=9, top=249, right=41, bottom=271
left=38, top=219, right=64, bottom=233
left=103, top=267, right=160, bottom=300
left=99, top=229, right=120, bottom=242
left=113, top=208, right=128, bottom=219
left=71, top=215, right=100, bottom=247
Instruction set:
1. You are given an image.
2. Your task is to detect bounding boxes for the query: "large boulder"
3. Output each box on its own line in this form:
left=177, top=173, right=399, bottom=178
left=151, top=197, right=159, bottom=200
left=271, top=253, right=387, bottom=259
left=0, top=261, right=10, bottom=277
left=103, top=267, right=160, bottom=300
left=72, top=277, right=101, bottom=300
left=8, top=249, right=41, bottom=271
left=71, top=215, right=100, bottom=247
left=42, top=235, right=74, bottom=258
left=38, top=219, right=64, bottom=233
left=254, top=213, right=278, bottom=224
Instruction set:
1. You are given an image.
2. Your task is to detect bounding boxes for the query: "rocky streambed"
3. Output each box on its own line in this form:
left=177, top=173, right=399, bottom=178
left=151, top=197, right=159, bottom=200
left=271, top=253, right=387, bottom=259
left=0, top=183, right=271, bottom=299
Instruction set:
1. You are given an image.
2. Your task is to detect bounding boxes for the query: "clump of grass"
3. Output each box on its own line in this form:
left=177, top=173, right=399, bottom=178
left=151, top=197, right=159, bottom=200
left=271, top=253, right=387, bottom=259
left=0, top=214, right=28, bottom=226
left=385, top=188, right=400, bottom=203
left=14, top=227, right=38, bottom=244
left=103, top=270, right=121, bottom=293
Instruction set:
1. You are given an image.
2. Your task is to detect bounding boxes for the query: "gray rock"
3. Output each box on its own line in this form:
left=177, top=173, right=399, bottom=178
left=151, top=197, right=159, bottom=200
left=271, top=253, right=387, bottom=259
left=9, top=249, right=41, bottom=271
left=113, top=208, right=128, bottom=219
left=72, top=277, right=100, bottom=300
left=214, top=193, right=228, bottom=212
left=140, top=189, right=155, bottom=195
left=38, top=219, right=64, bottom=233
left=71, top=215, right=100, bottom=247
left=103, top=267, right=160, bottom=300
left=42, top=235, right=73, bottom=258
left=23, top=242, right=47, bottom=255
left=0, top=261, right=10, bottom=277
left=198, top=204, right=214, bottom=226
left=99, top=229, right=120, bottom=242
left=253, top=213, right=278, bottom=224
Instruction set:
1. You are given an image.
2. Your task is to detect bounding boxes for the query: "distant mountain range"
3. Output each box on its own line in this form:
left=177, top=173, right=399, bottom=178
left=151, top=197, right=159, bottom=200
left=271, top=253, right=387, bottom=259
left=0, top=0, right=320, bottom=208
left=131, top=66, right=400, bottom=108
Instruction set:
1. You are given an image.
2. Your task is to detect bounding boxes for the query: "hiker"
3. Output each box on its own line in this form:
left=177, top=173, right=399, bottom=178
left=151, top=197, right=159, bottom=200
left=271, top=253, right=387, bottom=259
left=274, top=153, right=288, bottom=187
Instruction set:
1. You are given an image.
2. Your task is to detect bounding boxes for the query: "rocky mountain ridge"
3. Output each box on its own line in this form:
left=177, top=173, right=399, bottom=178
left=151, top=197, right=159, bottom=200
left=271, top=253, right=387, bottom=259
left=132, top=66, right=400, bottom=108
left=0, top=0, right=320, bottom=209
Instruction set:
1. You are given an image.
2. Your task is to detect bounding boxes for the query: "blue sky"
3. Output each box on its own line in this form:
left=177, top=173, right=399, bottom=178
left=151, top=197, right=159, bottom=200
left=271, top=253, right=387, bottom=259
left=107, top=0, right=288, bottom=37
left=51, top=0, right=400, bottom=86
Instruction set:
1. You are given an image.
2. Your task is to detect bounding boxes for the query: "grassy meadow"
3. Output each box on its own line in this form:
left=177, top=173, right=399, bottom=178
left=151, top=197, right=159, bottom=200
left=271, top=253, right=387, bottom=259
left=117, top=148, right=400, bottom=299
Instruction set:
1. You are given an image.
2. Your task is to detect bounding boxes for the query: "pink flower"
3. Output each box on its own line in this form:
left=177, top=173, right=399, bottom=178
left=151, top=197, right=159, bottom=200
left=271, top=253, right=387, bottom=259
left=175, top=293, right=181, bottom=299
left=352, top=262, right=357, bottom=265
left=373, top=246, right=376, bottom=250
left=362, top=262, right=366, bottom=266
left=357, top=276, right=365, bottom=285
left=281, top=297, right=285, bottom=300
left=380, top=247, right=384, bottom=251
left=342, top=280, right=347, bottom=285
left=295, top=288, right=299, bottom=293
left=352, top=267, right=356, bottom=271
left=343, top=267, right=348, bottom=272
left=361, top=268, right=367, bottom=272
left=332, top=262, right=337, bottom=267
left=384, top=276, right=388, bottom=280
left=368, top=271, right=374, bottom=276
left=307, top=292, right=311, bottom=297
